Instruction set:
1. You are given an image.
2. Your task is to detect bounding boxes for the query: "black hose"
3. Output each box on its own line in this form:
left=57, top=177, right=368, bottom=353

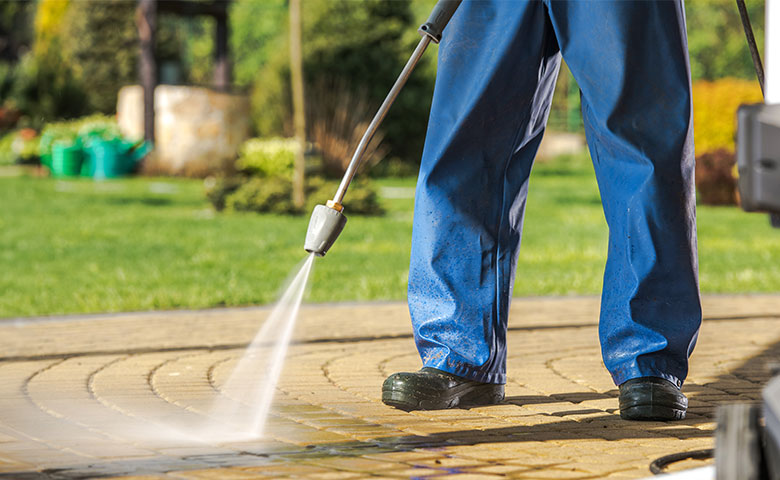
left=736, top=0, right=765, bottom=98
left=649, top=448, right=714, bottom=475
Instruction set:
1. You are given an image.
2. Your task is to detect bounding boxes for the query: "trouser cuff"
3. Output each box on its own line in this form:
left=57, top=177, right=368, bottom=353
left=423, top=358, right=506, bottom=385
left=610, top=362, right=684, bottom=389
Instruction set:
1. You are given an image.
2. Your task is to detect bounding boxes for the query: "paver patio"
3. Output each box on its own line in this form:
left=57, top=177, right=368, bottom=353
left=1, top=295, right=778, bottom=479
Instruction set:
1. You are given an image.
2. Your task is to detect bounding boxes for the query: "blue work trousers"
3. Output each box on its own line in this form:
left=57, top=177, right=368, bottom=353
left=408, top=0, right=702, bottom=387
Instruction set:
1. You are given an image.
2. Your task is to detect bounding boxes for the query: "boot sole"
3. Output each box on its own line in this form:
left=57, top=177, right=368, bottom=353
left=382, top=379, right=504, bottom=411
left=619, top=380, right=688, bottom=421
left=620, top=404, right=687, bottom=421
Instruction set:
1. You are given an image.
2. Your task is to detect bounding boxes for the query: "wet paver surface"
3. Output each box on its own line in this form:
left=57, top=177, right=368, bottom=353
left=0, top=295, right=778, bottom=479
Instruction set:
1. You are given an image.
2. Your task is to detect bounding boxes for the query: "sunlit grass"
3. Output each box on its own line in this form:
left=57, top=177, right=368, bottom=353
left=1, top=154, right=778, bottom=318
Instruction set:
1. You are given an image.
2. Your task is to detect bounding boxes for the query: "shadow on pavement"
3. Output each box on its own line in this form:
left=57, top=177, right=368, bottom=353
left=1, top=327, right=778, bottom=479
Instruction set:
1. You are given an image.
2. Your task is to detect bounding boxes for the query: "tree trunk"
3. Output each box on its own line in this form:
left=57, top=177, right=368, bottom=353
left=137, top=0, right=156, bottom=143
left=289, top=0, right=306, bottom=209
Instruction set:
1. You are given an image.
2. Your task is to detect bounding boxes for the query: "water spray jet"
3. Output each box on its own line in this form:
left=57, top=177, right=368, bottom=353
left=304, top=0, right=462, bottom=257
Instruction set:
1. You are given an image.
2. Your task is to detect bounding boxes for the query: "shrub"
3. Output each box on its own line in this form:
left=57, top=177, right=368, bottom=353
left=38, top=123, right=78, bottom=161
left=693, top=78, right=763, bottom=154
left=204, top=176, right=244, bottom=211
left=695, top=148, right=737, bottom=205
left=305, top=177, right=383, bottom=216
left=0, top=106, right=21, bottom=131
left=5, top=53, right=88, bottom=128
left=369, top=157, right=419, bottom=178
left=0, top=63, right=16, bottom=106
left=38, top=114, right=118, bottom=159
left=205, top=174, right=383, bottom=216
left=75, top=115, right=121, bottom=140
left=14, top=129, right=39, bottom=163
left=236, top=137, right=297, bottom=178
left=0, top=129, right=40, bottom=166
left=0, top=131, right=16, bottom=165
left=225, top=177, right=299, bottom=214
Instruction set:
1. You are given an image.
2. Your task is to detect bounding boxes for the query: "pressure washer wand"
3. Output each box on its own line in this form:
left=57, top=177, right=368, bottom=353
left=304, top=0, right=462, bottom=256
left=332, top=36, right=431, bottom=208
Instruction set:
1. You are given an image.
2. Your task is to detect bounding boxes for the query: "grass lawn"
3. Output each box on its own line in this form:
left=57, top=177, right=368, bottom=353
left=1, top=156, right=779, bottom=318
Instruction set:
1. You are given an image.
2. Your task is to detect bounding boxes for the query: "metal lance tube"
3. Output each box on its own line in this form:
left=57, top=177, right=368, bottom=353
left=331, top=35, right=431, bottom=205
left=304, top=0, right=462, bottom=256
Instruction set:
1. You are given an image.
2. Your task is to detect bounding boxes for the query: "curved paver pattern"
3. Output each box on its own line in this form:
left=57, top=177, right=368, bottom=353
left=0, top=295, right=779, bottom=479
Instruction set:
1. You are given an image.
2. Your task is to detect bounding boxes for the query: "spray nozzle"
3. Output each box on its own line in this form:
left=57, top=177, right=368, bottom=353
left=303, top=202, right=347, bottom=256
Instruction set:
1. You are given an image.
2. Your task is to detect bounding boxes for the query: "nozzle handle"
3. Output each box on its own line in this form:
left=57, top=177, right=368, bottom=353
left=418, top=0, right=462, bottom=43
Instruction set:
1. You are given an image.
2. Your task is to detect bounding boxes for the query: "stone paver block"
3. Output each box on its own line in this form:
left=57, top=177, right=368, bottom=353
left=0, top=295, right=778, bottom=478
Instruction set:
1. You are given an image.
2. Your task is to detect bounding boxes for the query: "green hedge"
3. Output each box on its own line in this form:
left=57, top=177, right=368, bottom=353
left=206, top=175, right=383, bottom=216
left=235, top=137, right=297, bottom=178
left=38, top=114, right=118, bottom=159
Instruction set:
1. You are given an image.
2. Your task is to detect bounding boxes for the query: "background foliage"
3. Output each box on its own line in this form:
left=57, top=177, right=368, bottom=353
left=33, top=0, right=67, bottom=58
left=0, top=0, right=86, bottom=128
left=4, top=51, right=87, bottom=128
left=686, top=0, right=764, bottom=82
left=692, top=78, right=763, bottom=154
left=248, top=0, right=434, bottom=167
left=61, top=0, right=138, bottom=114
left=0, top=0, right=770, bottom=160
left=229, top=0, right=288, bottom=88
left=0, top=1, right=33, bottom=62
left=206, top=136, right=383, bottom=215
left=0, top=1, right=777, bottom=317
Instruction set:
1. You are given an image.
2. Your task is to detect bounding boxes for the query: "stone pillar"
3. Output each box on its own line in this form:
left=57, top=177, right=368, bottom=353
left=117, top=85, right=251, bottom=177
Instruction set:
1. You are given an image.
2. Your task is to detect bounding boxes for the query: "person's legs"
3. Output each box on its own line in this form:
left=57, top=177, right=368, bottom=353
left=546, top=1, right=702, bottom=391
left=407, top=0, right=560, bottom=385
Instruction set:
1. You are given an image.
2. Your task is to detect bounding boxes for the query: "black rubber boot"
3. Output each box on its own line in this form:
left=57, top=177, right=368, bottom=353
left=619, top=377, right=688, bottom=421
left=382, top=367, right=504, bottom=411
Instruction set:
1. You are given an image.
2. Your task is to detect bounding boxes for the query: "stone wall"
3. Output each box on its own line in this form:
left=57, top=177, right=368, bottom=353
left=117, top=85, right=251, bottom=177
left=537, top=131, right=586, bottom=159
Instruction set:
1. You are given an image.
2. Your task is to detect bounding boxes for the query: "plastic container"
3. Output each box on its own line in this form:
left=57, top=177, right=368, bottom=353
left=82, top=139, right=122, bottom=179
left=50, top=142, right=83, bottom=177
left=81, top=139, right=149, bottom=179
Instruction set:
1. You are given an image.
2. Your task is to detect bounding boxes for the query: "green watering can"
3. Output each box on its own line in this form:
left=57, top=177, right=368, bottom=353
left=49, top=141, right=83, bottom=177
left=81, top=138, right=151, bottom=179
